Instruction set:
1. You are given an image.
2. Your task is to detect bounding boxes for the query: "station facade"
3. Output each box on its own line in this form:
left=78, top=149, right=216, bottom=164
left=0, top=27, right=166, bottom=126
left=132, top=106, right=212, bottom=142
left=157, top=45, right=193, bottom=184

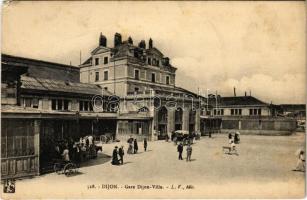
left=79, top=33, right=202, bottom=141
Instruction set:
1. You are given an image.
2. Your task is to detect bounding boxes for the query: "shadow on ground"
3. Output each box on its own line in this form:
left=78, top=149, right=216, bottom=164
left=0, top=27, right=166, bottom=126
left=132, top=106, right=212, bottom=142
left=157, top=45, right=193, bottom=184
left=80, top=153, right=112, bottom=168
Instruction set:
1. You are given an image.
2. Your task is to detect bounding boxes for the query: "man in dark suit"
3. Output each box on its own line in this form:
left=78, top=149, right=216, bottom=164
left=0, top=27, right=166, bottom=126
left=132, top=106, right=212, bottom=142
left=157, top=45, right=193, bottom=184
left=177, top=143, right=183, bottom=160
left=144, top=138, right=148, bottom=152
left=133, top=139, right=138, bottom=154
left=118, top=146, right=124, bottom=165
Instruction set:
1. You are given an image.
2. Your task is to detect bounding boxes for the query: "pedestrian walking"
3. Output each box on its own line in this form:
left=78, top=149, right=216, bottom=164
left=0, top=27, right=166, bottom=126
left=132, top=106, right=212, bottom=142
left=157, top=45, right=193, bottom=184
left=127, top=136, right=134, bottom=154
left=294, top=149, right=305, bottom=172
left=118, top=146, right=125, bottom=165
left=177, top=143, right=183, bottom=160
left=111, top=146, right=120, bottom=165
left=134, top=139, right=138, bottom=154
left=127, top=142, right=133, bottom=154
left=228, top=132, right=232, bottom=140
left=186, top=144, right=192, bottom=162
left=144, top=138, right=148, bottom=152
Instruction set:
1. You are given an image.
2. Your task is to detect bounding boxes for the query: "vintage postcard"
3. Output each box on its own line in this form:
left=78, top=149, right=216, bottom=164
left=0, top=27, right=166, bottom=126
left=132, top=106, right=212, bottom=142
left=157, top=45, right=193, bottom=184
left=1, top=1, right=305, bottom=199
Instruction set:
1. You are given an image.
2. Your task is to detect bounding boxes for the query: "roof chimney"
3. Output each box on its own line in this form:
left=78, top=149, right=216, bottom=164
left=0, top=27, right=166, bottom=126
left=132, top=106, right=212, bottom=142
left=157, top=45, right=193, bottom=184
left=99, top=33, right=107, bottom=47
left=233, top=87, right=236, bottom=97
left=114, top=33, right=122, bottom=47
left=128, top=36, right=133, bottom=44
left=163, top=57, right=170, bottom=66
left=138, top=40, right=146, bottom=49
left=149, top=38, right=153, bottom=49
left=250, top=90, right=251, bottom=96
left=245, top=91, right=247, bottom=96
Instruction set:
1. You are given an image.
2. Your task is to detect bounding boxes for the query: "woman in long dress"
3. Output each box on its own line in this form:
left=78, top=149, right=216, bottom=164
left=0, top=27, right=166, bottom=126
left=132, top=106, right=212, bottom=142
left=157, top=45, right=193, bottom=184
left=111, top=146, right=119, bottom=165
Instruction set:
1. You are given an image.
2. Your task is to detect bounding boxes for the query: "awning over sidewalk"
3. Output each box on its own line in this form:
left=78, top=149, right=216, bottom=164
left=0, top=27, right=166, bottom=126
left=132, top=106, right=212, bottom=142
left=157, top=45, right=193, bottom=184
left=1, top=105, right=117, bottom=119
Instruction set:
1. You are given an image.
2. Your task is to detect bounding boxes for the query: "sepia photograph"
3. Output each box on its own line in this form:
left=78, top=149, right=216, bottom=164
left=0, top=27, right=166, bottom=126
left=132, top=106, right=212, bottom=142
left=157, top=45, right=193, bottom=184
left=0, top=1, right=306, bottom=199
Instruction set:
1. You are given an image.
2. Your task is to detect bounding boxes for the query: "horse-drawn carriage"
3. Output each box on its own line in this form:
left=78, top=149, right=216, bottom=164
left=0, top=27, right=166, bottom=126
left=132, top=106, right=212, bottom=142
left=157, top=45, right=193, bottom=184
left=172, top=130, right=198, bottom=145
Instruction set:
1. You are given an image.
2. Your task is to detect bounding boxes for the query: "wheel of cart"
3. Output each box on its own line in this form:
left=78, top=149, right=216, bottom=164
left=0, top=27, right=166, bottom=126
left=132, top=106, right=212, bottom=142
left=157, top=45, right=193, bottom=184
left=53, top=160, right=78, bottom=176
left=63, top=162, right=78, bottom=176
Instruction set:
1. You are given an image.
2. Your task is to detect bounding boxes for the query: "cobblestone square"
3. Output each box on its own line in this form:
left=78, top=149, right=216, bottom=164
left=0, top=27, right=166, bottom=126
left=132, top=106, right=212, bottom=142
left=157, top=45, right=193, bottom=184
left=2, top=133, right=305, bottom=199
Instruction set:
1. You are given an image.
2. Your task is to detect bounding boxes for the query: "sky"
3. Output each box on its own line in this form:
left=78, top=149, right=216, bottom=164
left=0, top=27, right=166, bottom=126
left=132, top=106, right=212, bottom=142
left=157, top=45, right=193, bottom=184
left=2, top=1, right=306, bottom=104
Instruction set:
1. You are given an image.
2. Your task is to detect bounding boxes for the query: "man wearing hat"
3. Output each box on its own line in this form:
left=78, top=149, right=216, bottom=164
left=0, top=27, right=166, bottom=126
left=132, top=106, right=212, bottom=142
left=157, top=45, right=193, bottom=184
left=118, top=146, right=125, bottom=165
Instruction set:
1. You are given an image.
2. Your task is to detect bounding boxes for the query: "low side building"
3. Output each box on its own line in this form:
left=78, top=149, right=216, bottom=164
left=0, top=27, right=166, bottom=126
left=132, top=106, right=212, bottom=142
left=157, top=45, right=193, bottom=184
left=202, top=95, right=297, bottom=135
left=1, top=54, right=117, bottom=179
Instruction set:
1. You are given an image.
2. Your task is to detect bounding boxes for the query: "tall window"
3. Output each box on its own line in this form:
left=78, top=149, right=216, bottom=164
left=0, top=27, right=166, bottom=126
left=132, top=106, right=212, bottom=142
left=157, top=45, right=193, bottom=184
left=95, top=71, right=99, bottom=82
left=64, top=100, right=69, bottom=110
left=166, top=76, right=170, bottom=85
left=231, top=109, right=241, bottom=116
left=23, top=98, right=39, bottom=109
left=104, top=57, right=108, bottom=64
left=24, top=98, right=32, bottom=107
left=104, top=71, right=108, bottom=81
left=95, top=58, right=99, bottom=65
left=151, top=73, right=156, bottom=83
left=135, top=69, right=140, bottom=80
left=51, top=99, right=71, bottom=111
left=52, top=99, right=57, bottom=110
left=250, top=108, right=262, bottom=116
left=79, top=101, right=93, bottom=112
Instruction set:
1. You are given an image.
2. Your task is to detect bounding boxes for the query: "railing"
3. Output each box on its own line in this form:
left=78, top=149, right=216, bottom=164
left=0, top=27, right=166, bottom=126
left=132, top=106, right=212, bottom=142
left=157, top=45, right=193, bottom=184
left=1, top=155, right=39, bottom=179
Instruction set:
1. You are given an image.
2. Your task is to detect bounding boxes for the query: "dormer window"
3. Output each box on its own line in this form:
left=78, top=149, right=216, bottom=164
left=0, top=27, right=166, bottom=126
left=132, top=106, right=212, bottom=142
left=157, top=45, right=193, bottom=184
left=134, top=51, right=138, bottom=58
left=148, top=58, right=151, bottom=65
left=166, top=76, right=170, bottom=85
left=95, top=58, right=99, bottom=65
left=152, top=58, right=159, bottom=66
left=104, top=57, right=108, bottom=64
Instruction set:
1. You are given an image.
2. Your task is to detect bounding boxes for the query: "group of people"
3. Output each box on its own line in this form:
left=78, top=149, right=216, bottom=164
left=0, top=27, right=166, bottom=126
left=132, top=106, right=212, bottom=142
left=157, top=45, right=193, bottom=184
left=177, top=143, right=193, bottom=162
left=53, top=136, right=97, bottom=166
left=111, top=146, right=125, bottom=165
left=111, top=137, right=148, bottom=165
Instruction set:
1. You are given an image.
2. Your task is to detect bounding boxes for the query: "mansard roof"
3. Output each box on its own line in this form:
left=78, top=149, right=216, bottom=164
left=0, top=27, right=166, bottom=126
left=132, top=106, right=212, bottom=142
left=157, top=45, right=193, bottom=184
left=146, top=47, right=164, bottom=57
left=91, top=46, right=111, bottom=55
